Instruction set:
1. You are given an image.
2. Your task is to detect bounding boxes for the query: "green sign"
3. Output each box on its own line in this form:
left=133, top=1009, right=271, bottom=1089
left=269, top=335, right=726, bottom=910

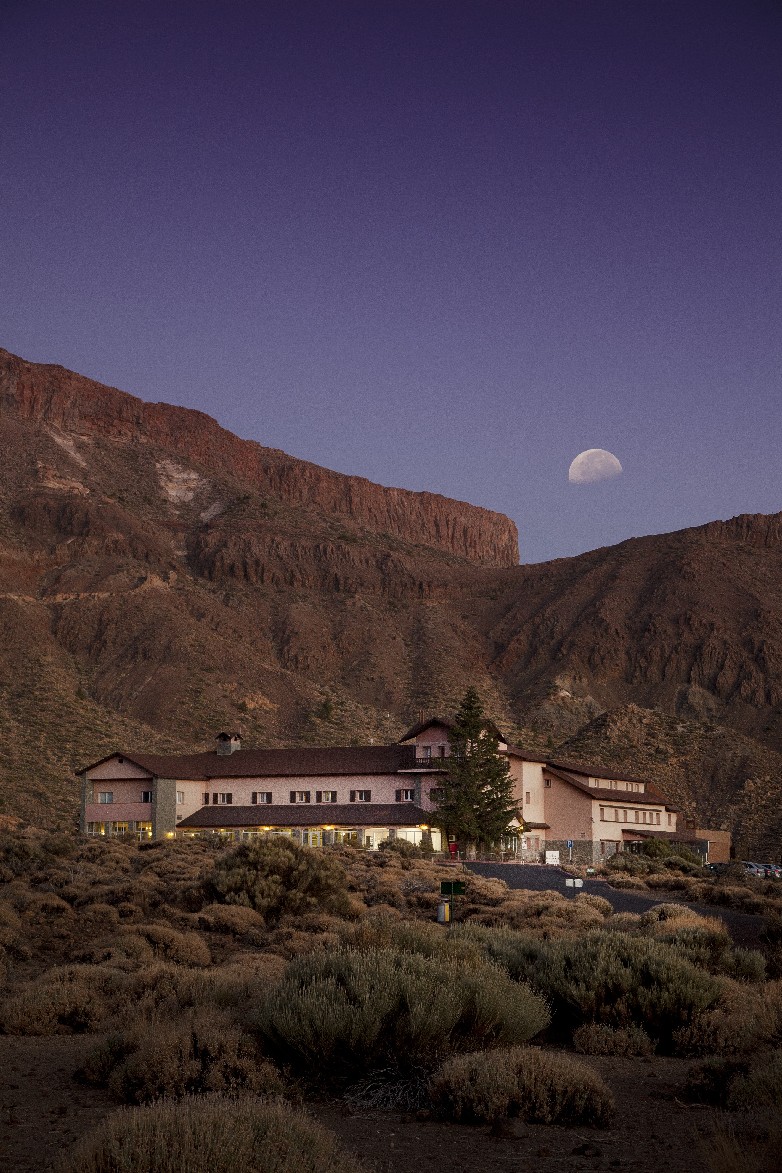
left=440, top=880, right=466, bottom=897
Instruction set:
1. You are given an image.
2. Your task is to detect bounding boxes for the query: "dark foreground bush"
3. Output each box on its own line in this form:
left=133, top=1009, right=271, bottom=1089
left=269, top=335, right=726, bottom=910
left=207, top=838, right=351, bottom=924
left=475, top=928, right=721, bottom=1049
left=81, top=1007, right=283, bottom=1103
left=57, top=1095, right=368, bottom=1173
left=253, top=947, right=549, bottom=1080
left=429, top=1046, right=614, bottom=1127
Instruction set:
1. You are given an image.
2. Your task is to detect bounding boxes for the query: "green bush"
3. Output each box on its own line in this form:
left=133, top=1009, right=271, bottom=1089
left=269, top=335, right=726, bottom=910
left=57, top=1095, right=368, bottom=1173
left=472, top=928, right=721, bottom=1050
left=207, top=838, right=351, bottom=924
left=252, top=947, right=549, bottom=1081
left=727, top=1048, right=782, bottom=1110
left=82, top=1007, right=282, bottom=1103
left=429, top=1046, right=614, bottom=1127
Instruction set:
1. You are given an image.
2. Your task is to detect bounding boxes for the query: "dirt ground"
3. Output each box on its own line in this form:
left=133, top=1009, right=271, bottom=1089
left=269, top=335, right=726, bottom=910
left=0, top=1035, right=762, bottom=1173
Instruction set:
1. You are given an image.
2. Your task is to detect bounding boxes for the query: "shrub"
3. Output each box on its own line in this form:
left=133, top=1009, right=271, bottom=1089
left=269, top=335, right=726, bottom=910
left=727, top=1048, right=782, bottom=1110
left=429, top=1046, right=614, bottom=1127
left=574, top=893, right=613, bottom=918
left=673, top=980, right=782, bottom=1056
left=378, top=838, right=422, bottom=859
left=207, top=839, right=351, bottom=924
left=573, top=1023, right=654, bottom=1056
left=82, top=1007, right=283, bottom=1103
left=0, top=966, right=109, bottom=1034
left=252, top=947, right=549, bottom=1081
left=474, top=928, right=721, bottom=1050
left=133, top=924, right=212, bottom=967
left=57, top=1095, right=368, bottom=1173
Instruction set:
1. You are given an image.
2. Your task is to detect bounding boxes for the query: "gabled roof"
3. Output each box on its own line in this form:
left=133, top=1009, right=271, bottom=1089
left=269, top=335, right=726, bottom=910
left=80, top=745, right=420, bottom=781
left=546, top=758, right=651, bottom=785
left=398, top=716, right=507, bottom=743
left=177, top=803, right=434, bottom=829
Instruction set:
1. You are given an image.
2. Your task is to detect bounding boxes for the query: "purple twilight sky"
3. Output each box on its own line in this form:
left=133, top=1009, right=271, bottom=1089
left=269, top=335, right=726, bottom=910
left=2, top=0, right=781, bottom=563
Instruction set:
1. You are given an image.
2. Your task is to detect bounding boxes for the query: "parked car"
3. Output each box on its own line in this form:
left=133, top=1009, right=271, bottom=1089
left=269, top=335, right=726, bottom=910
left=761, top=862, right=782, bottom=879
left=742, top=861, right=767, bottom=878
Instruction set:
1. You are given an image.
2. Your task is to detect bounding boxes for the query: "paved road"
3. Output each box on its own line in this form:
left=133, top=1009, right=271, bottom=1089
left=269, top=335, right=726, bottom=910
left=465, top=862, right=766, bottom=949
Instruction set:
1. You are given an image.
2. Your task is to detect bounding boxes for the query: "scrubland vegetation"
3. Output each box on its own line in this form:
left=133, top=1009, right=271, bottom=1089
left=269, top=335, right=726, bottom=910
left=1, top=829, right=781, bottom=1171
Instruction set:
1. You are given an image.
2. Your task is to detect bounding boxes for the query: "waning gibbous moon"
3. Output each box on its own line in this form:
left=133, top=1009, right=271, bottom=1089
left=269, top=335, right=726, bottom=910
left=568, top=448, right=623, bottom=484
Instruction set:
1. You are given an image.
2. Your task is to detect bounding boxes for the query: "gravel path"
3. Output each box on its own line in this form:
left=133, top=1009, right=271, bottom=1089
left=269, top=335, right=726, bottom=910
left=465, top=862, right=767, bottom=950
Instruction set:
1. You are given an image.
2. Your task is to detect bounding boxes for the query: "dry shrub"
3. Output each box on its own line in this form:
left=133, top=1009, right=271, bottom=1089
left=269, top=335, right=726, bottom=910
left=726, top=1048, right=782, bottom=1110
left=604, top=911, right=641, bottom=932
left=0, top=902, right=22, bottom=949
left=70, top=929, right=155, bottom=966
left=208, top=838, right=351, bottom=924
left=133, top=924, right=211, bottom=967
left=636, top=907, right=766, bottom=981
left=473, top=927, right=721, bottom=1050
left=698, top=1117, right=782, bottom=1173
left=575, top=892, right=613, bottom=918
left=674, top=980, right=782, bottom=1056
left=429, top=1046, right=614, bottom=1127
left=253, top=947, right=549, bottom=1081
left=0, top=965, right=113, bottom=1034
left=607, top=876, right=649, bottom=890
left=57, top=1094, right=368, bottom=1173
left=79, top=902, right=121, bottom=929
left=198, top=903, right=266, bottom=936
left=573, top=1023, right=654, bottom=1056
left=119, top=956, right=286, bottom=1017
left=339, top=913, right=481, bottom=963
left=83, top=1006, right=283, bottom=1103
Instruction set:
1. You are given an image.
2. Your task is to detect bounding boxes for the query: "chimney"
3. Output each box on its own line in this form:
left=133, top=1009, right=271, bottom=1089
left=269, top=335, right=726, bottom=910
left=216, top=732, right=242, bottom=756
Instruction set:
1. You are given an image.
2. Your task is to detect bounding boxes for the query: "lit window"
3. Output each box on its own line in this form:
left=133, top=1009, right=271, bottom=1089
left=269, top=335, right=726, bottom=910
left=98, top=792, right=114, bottom=804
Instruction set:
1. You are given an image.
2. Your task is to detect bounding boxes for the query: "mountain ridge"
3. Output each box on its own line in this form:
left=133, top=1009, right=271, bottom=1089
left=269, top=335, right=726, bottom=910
left=2, top=346, right=782, bottom=857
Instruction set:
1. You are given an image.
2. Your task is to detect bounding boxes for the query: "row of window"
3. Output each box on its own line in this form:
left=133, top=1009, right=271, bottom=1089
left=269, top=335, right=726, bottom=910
left=590, top=780, right=643, bottom=792
left=201, top=789, right=417, bottom=806
left=97, top=791, right=184, bottom=805
left=599, top=807, right=663, bottom=825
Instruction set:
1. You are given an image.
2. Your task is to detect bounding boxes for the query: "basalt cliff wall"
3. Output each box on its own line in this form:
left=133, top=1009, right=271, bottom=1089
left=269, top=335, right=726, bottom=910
left=0, top=349, right=518, bottom=568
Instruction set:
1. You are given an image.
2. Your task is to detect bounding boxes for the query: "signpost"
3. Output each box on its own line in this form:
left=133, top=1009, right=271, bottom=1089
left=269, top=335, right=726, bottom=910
left=567, top=838, right=574, bottom=862
left=438, top=880, right=466, bottom=924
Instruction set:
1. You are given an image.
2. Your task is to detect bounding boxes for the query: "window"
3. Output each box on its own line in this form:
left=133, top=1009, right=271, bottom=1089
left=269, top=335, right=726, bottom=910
left=544, top=778, right=552, bottom=788
left=290, top=791, right=311, bottom=803
left=98, top=792, right=114, bottom=804
left=599, top=806, right=606, bottom=821
left=525, top=791, right=531, bottom=805
left=350, top=790, right=371, bottom=802
left=667, top=813, right=672, bottom=826
left=421, top=745, right=432, bottom=759
left=316, top=791, right=337, bottom=803
left=141, top=791, right=152, bottom=804
left=203, top=793, right=210, bottom=805
left=395, top=789, right=415, bottom=802
left=218, top=793, right=233, bottom=805
left=176, top=791, right=184, bottom=805
left=438, top=745, right=446, bottom=758
left=252, top=792, right=272, bottom=804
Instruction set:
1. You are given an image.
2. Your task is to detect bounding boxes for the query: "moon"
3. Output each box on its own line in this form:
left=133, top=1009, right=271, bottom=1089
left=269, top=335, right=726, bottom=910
left=568, top=449, right=623, bottom=484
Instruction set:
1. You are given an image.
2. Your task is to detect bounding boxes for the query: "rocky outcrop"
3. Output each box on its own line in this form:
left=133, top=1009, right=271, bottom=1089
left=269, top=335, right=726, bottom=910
left=0, top=349, right=519, bottom=567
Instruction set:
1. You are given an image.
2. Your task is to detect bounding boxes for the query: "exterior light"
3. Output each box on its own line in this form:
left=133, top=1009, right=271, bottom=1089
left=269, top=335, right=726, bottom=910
left=165, top=832, right=174, bottom=838
left=418, top=824, right=429, bottom=830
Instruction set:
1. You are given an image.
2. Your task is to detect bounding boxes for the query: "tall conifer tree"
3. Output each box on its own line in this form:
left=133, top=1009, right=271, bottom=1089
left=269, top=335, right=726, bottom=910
left=432, top=687, right=520, bottom=853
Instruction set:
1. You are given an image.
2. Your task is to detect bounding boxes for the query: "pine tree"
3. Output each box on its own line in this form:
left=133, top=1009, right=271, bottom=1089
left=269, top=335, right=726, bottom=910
left=432, top=687, right=520, bottom=853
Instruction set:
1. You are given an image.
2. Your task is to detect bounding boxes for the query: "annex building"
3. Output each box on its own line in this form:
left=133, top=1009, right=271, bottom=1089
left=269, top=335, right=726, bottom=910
left=75, top=718, right=724, bottom=864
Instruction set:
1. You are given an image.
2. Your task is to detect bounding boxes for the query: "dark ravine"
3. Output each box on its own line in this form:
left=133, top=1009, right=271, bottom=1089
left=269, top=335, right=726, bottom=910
left=1, top=345, right=782, bottom=855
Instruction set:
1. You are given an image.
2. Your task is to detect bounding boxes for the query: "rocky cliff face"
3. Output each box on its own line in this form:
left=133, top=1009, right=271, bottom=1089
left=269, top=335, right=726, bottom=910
left=0, top=349, right=519, bottom=568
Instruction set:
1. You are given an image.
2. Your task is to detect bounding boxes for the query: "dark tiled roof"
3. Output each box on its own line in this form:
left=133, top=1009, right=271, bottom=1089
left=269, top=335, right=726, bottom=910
left=398, top=717, right=507, bottom=743
left=81, top=745, right=419, bottom=781
left=177, top=803, right=434, bottom=829
left=546, top=758, right=652, bottom=785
